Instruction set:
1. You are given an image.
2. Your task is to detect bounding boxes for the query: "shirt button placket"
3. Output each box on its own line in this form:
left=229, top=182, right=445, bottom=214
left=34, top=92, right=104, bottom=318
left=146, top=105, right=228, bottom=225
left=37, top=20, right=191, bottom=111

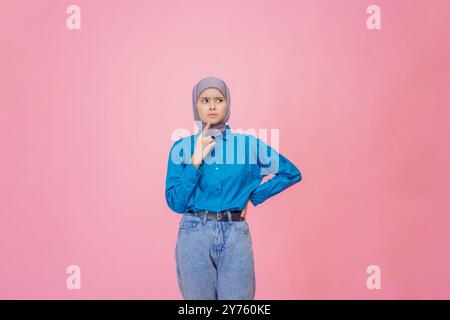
left=215, top=166, right=221, bottom=211
left=215, top=167, right=220, bottom=191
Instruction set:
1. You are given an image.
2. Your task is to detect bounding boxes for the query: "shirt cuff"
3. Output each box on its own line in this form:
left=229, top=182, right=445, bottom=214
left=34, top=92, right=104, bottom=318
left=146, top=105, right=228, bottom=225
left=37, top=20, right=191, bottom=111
left=249, top=194, right=264, bottom=207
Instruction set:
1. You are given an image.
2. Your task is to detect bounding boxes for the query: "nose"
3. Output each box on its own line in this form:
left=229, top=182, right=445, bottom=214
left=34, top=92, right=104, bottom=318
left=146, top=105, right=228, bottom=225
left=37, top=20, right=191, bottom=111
left=209, top=102, right=216, bottom=110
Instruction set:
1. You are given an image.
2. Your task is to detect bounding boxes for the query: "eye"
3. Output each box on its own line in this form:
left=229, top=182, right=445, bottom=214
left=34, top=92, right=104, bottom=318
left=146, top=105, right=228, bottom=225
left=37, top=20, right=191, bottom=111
left=201, top=98, right=208, bottom=104
left=216, top=98, right=223, bottom=103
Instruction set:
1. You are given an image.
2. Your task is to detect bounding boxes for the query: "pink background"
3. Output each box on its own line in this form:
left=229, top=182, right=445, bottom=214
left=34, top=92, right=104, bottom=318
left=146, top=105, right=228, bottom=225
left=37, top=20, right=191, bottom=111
left=1, top=0, right=450, bottom=299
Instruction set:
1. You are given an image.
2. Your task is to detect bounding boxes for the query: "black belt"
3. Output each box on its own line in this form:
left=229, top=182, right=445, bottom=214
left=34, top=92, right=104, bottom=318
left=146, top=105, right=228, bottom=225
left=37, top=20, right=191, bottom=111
left=187, top=210, right=244, bottom=222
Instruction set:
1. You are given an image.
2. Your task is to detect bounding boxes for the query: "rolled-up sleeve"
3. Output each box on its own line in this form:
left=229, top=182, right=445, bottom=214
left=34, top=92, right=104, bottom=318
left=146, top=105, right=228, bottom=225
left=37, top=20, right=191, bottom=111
left=165, top=138, right=202, bottom=213
left=249, top=137, right=302, bottom=207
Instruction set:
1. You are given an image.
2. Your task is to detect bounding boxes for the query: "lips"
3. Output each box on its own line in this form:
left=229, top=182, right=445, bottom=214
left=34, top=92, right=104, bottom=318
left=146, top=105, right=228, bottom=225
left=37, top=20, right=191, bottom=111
left=208, top=114, right=218, bottom=117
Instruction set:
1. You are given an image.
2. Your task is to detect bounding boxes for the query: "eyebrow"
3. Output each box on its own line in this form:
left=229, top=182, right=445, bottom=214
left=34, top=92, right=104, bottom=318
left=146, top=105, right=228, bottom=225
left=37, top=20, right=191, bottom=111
left=200, top=96, right=224, bottom=99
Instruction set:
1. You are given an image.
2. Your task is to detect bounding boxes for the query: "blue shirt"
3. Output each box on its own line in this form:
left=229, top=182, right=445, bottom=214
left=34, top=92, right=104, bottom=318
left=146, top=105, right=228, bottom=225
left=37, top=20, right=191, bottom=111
left=165, top=124, right=302, bottom=214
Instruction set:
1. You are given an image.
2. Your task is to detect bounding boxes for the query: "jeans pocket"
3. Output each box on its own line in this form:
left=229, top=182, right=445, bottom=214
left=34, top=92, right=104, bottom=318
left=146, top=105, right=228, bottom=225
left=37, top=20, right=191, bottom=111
left=233, top=220, right=250, bottom=233
left=179, top=215, right=202, bottom=231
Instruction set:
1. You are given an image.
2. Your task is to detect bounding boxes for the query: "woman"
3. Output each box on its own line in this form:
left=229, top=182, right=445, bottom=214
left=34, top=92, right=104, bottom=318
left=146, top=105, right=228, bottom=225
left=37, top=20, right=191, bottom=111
left=165, top=76, right=302, bottom=300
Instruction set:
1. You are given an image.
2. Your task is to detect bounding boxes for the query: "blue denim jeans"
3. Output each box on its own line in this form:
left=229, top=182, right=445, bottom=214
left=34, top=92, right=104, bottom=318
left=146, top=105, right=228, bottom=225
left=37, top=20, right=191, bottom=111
left=175, top=212, right=256, bottom=300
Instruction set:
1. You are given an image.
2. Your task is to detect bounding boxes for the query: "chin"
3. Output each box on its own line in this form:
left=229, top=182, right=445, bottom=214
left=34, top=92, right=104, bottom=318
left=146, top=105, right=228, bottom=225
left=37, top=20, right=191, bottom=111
left=204, top=118, right=220, bottom=124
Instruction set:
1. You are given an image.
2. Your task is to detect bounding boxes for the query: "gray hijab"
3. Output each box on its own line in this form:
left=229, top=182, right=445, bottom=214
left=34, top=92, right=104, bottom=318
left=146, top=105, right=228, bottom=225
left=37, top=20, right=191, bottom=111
left=192, top=76, right=231, bottom=133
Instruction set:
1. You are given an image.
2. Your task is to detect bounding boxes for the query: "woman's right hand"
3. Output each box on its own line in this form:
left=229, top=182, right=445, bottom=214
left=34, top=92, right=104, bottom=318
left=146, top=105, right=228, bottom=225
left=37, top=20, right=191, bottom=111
left=191, top=121, right=216, bottom=168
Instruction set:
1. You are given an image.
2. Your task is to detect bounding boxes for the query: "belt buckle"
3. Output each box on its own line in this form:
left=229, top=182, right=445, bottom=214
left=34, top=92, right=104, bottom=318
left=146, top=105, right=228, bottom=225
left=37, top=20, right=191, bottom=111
left=217, top=211, right=226, bottom=221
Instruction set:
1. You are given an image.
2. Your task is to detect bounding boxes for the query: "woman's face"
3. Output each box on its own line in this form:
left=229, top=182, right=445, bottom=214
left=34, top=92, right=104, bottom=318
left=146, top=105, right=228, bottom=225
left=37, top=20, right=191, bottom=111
left=196, top=88, right=227, bottom=124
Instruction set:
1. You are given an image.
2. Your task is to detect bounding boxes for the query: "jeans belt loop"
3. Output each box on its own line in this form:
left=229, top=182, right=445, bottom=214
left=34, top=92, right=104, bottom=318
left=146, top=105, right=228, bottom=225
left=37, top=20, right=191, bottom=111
left=202, top=210, right=207, bottom=223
